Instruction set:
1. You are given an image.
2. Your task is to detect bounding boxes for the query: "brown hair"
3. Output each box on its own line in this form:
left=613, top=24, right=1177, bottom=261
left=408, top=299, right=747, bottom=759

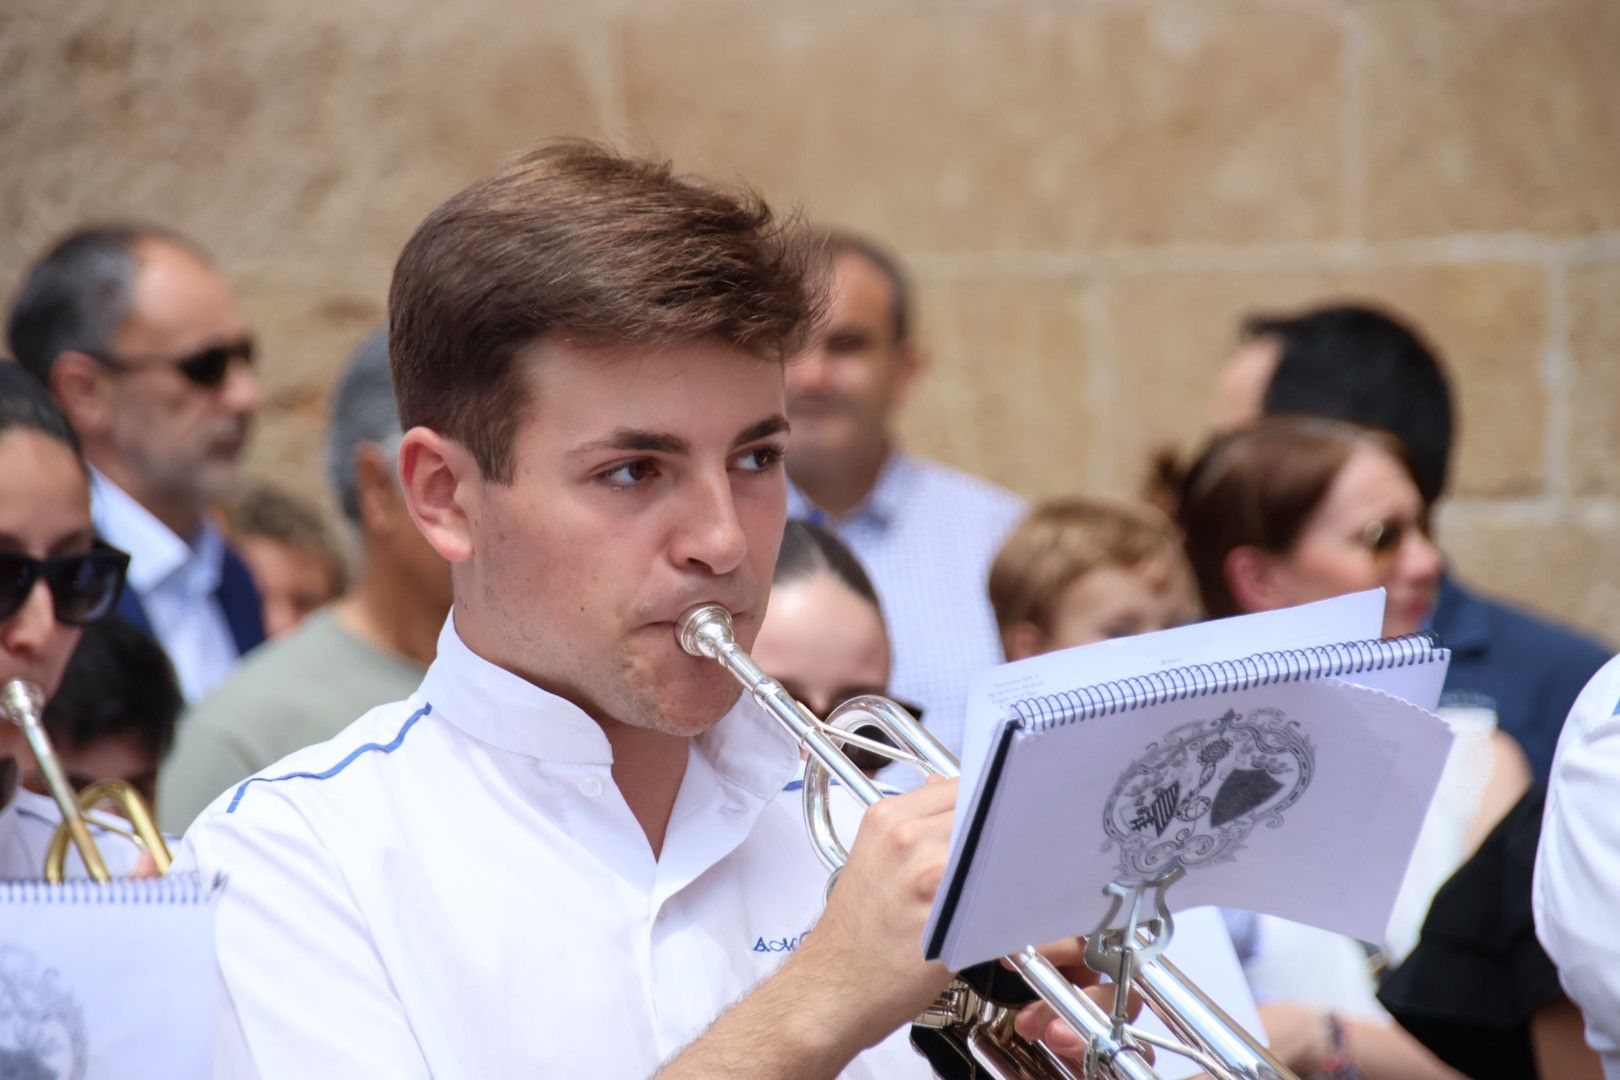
left=989, top=498, right=1186, bottom=636
left=218, top=483, right=348, bottom=594
left=1175, top=415, right=1411, bottom=619
left=388, top=140, right=824, bottom=484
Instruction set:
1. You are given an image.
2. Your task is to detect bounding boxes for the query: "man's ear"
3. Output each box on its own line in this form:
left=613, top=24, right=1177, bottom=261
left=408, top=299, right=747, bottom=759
left=352, top=443, right=404, bottom=537
left=1001, top=621, right=1047, bottom=663
left=397, top=427, right=477, bottom=564
left=48, top=352, right=114, bottom=439
left=889, top=340, right=926, bottom=414
left=1224, top=545, right=1285, bottom=614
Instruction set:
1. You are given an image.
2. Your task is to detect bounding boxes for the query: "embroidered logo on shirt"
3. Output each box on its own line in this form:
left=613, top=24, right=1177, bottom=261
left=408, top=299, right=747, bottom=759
left=752, top=931, right=809, bottom=953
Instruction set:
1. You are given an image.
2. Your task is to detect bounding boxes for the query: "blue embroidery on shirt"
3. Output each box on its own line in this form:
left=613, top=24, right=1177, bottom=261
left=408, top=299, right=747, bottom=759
left=225, top=703, right=433, bottom=814
left=753, top=931, right=809, bottom=953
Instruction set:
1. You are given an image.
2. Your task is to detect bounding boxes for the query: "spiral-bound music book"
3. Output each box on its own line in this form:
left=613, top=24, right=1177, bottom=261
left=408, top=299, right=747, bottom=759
left=0, top=874, right=223, bottom=1078
left=923, top=591, right=1456, bottom=970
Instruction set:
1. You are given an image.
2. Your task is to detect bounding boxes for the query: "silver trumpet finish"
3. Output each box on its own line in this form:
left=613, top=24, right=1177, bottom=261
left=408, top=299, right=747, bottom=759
left=682, top=604, right=1292, bottom=1080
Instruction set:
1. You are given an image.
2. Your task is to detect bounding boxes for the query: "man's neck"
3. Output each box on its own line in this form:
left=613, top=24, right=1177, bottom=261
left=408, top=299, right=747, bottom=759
left=88, top=452, right=204, bottom=540
left=789, top=438, right=892, bottom=521
left=601, top=720, right=689, bottom=860
left=333, top=566, right=442, bottom=668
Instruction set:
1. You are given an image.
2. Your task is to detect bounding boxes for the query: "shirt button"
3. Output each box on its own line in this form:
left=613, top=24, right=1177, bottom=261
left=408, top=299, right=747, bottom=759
left=579, top=776, right=603, bottom=799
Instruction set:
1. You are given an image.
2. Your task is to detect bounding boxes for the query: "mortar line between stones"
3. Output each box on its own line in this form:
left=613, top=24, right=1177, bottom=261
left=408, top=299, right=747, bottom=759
left=1542, top=256, right=1572, bottom=505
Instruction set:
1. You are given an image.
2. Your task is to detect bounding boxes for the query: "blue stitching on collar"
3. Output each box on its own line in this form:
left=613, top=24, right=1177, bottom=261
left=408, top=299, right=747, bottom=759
left=225, top=703, right=433, bottom=815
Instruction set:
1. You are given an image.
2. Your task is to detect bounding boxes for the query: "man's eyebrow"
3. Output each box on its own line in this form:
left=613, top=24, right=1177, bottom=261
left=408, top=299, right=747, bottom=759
left=0, top=528, right=96, bottom=555
left=570, top=429, right=690, bottom=457
left=732, top=415, right=790, bottom=448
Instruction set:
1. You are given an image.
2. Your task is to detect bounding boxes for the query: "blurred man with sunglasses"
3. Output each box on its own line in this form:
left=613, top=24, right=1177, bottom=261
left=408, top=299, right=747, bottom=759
left=8, top=224, right=267, bottom=703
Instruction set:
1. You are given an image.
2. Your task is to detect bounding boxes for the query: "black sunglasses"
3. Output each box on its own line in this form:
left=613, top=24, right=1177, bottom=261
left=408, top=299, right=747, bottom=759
left=0, top=544, right=130, bottom=625
left=86, top=338, right=255, bottom=389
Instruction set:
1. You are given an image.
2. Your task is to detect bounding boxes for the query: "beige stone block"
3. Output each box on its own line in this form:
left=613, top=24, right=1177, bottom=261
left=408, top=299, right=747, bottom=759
left=1361, top=0, right=1620, bottom=238
left=0, top=3, right=607, bottom=283
left=621, top=4, right=1345, bottom=252
left=1438, top=515, right=1620, bottom=646
left=234, top=257, right=394, bottom=510
left=1103, top=261, right=1548, bottom=499
left=901, top=275, right=1092, bottom=502
left=1567, top=261, right=1620, bottom=497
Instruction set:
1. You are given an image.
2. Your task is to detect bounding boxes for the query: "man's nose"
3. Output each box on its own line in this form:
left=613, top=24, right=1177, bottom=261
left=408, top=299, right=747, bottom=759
left=671, top=473, right=749, bottom=577
left=221, top=355, right=265, bottom=415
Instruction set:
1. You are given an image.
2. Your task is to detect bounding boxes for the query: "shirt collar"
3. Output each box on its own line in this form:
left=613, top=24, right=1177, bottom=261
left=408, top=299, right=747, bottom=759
left=418, top=613, right=801, bottom=801
left=90, top=468, right=225, bottom=595
left=786, top=450, right=916, bottom=530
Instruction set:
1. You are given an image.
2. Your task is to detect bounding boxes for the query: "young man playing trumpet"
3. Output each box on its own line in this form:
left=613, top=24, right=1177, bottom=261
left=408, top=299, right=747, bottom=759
left=181, top=142, right=1110, bottom=1077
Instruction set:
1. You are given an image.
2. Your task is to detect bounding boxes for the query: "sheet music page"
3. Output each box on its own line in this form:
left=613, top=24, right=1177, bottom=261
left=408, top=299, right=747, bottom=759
left=951, top=589, right=1387, bottom=845
left=937, top=677, right=1453, bottom=970
left=0, top=874, right=222, bottom=1078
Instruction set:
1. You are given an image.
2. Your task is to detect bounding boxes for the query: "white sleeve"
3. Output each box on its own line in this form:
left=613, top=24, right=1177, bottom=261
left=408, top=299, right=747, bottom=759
left=1534, top=654, right=1620, bottom=1067
left=182, top=796, right=432, bottom=1080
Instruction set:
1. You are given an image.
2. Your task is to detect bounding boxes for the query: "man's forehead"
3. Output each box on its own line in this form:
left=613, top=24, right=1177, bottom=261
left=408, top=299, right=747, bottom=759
left=123, top=239, right=245, bottom=344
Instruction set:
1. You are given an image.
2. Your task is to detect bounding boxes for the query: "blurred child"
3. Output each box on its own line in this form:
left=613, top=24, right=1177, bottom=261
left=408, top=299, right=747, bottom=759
left=218, top=483, right=347, bottom=639
left=988, top=497, right=1195, bottom=662
left=21, top=615, right=182, bottom=810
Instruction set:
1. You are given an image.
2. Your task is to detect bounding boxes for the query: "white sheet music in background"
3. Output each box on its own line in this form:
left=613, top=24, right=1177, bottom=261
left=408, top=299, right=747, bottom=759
left=0, top=874, right=222, bottom=1079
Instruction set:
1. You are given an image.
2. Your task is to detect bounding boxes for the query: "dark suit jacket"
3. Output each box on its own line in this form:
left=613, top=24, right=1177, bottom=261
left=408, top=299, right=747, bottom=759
left=112, top=544, right=266, bottom=658
left=1432, top=575, right=1611, bottom=784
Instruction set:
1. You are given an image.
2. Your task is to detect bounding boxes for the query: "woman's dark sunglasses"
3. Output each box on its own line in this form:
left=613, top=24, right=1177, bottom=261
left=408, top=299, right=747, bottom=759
left=0, top=544, right=130, bottom=625
left=86, top=338, right=255, bottom=389
left=1358, top=516, right=1430, bottom=561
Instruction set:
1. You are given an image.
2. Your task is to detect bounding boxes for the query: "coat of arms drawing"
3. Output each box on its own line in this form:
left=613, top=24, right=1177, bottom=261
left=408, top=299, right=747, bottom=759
left=1102, top=706, right=1314, bottom=881
left=0, top=944, right=87, bottom=1080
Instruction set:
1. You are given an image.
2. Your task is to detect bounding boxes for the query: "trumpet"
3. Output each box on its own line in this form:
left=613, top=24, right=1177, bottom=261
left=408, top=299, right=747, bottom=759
left=2, top=678, right=171, bottom=883
left=678, top=605, right=1293, bottom=1080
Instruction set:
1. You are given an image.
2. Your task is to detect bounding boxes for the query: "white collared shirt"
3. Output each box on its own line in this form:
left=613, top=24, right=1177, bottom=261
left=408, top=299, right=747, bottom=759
left=1535, top=653, right=1620, bottom=1079
left=180, top=616, right=930, bottom=1079
left=787, top=453, right=1026, bottom=759
left=90, top=469, right=240, bottom=703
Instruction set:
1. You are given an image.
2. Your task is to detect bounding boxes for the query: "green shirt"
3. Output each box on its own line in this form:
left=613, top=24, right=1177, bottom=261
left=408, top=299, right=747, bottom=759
left=158, top=607, right=426, bottom=832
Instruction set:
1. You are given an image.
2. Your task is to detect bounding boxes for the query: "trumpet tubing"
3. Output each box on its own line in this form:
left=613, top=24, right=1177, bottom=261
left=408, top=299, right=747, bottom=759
left=2, top=677, right=172, bottom=884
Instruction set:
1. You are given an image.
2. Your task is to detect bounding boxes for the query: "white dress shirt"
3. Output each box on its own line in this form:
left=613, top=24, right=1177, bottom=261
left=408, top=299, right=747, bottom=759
left=90, top=469, right=239, bottom=703
left=788, top=453, right=1026, bottom=758
left=0, top=760, right=144, bottom=881
left=1534, top=652, right=1620, bottom=1078
left=180, top=615, right=930, bottom=1079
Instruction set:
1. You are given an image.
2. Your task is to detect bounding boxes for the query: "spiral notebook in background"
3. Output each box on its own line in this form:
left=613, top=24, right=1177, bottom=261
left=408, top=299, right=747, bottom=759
left=0, top=874, right=223, bottom=1079
left=924, top=590, right=1456, bottom=970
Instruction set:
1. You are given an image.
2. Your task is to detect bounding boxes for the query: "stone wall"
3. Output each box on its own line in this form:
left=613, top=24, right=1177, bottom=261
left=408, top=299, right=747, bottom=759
left=4, top=0, right=1618, bottom=640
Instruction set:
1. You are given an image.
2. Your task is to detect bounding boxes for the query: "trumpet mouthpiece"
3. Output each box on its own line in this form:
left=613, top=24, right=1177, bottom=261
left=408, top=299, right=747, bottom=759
left=677, top=604, right=735, bottom=659
left=1, top=679, right=43, bottom=727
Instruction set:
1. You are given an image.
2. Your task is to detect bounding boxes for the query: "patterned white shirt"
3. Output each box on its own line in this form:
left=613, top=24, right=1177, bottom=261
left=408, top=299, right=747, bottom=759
left=788, top=452, right=1026, bottom=758
left=89, top=469, right=238, bottom=702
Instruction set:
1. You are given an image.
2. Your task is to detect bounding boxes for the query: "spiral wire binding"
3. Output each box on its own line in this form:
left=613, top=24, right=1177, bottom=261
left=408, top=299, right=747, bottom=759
left=1012, top=631, right=1446, bottom=731
left=0, top=871, right=224, bottom=905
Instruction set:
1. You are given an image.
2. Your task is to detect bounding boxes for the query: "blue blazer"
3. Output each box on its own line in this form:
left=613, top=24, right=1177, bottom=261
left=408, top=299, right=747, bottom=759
left=1433, top=575, right=1612, bottom=784
left=112, top=544, right=266, bottom=658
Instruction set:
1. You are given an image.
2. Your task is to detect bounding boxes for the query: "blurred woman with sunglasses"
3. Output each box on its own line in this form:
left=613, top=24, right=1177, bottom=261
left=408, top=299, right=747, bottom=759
left=1177, top=415, right=1530, bottom=1079
left=0, top=362, right=144, bottom=879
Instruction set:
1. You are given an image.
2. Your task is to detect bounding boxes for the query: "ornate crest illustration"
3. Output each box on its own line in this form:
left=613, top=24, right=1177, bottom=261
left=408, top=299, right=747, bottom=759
left=1102, top=707, right=1314, bottom=882
left=0, top=944, right=87, bottom=1080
